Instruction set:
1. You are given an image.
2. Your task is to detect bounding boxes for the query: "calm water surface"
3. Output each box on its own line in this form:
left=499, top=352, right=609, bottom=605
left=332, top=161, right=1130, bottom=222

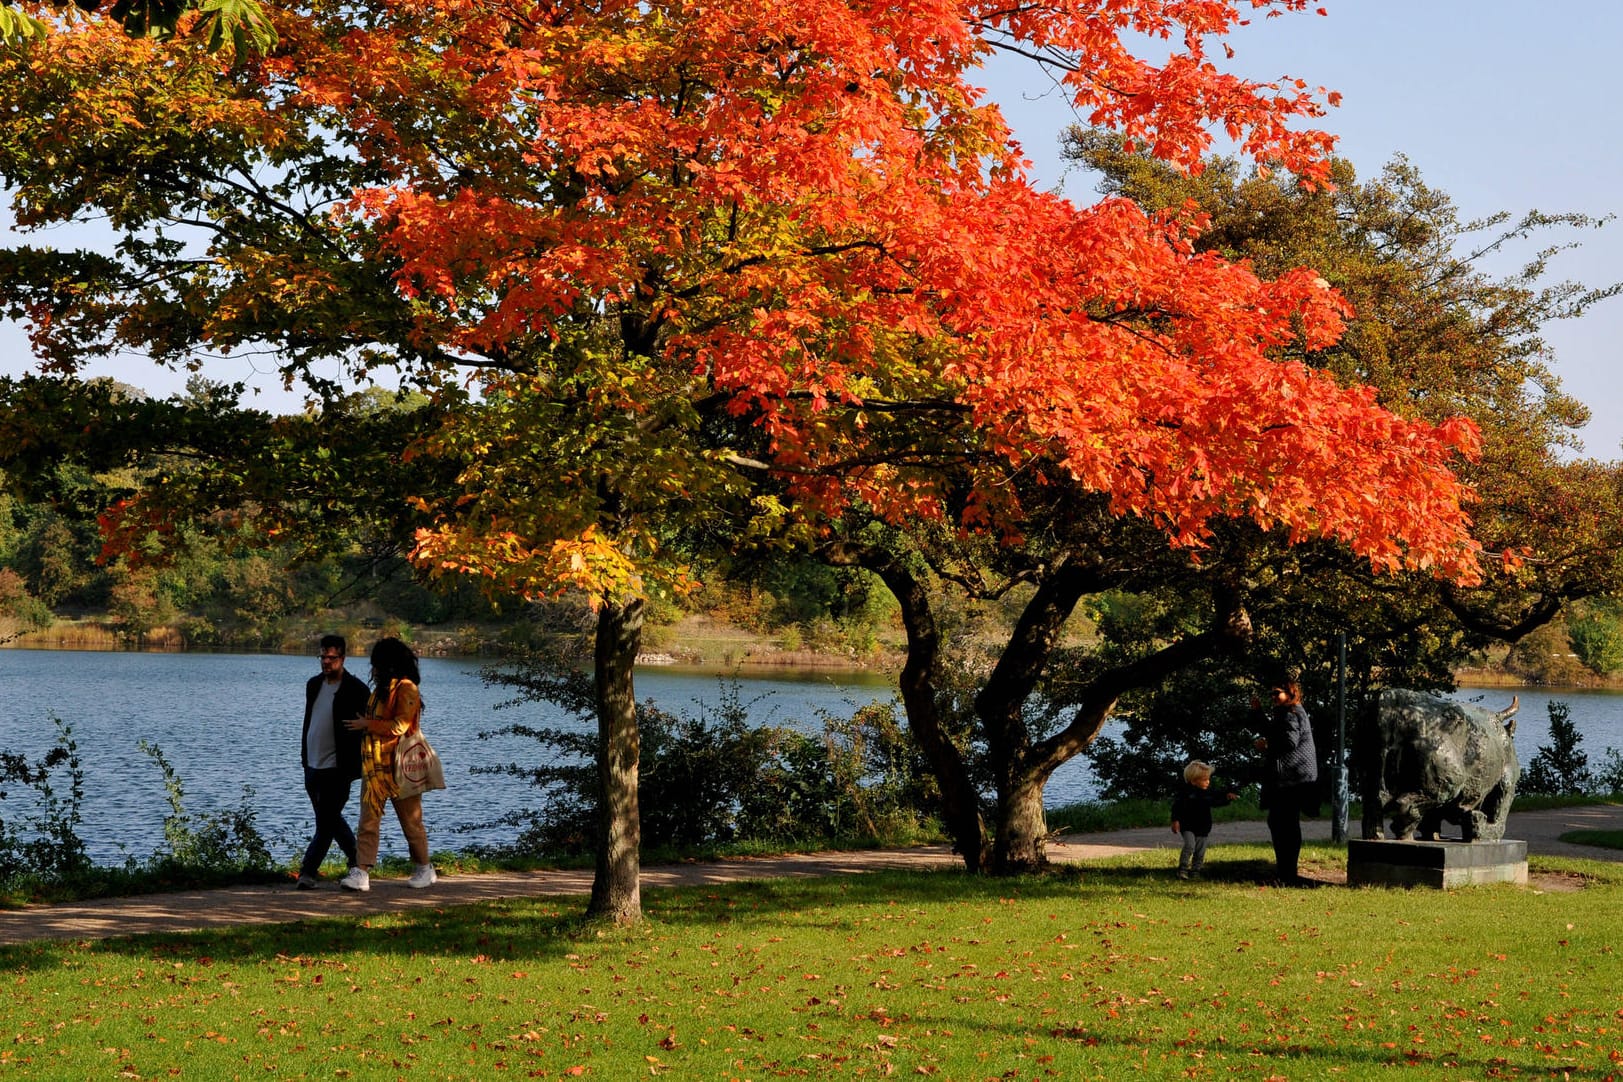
left=2, top=649, right=1616, bottom=866
left=0, top=650, right=884, bottom=864
left=0, top=650, right=1102, bottom=864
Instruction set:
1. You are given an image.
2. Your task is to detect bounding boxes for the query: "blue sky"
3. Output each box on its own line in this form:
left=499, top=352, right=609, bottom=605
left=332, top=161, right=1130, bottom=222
left=3, top=1, right=1621, bottom=456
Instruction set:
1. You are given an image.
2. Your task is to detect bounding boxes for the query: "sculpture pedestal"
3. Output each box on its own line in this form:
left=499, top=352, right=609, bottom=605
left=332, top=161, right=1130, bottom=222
left=1347, top=839, right=1527, bottom=889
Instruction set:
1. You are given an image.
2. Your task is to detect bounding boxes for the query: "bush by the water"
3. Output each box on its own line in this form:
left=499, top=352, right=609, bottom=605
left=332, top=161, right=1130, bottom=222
left=1521, top=700, right=1593, bottom=795
left=139, top=740, right=275, bottom=876
left=1513, top=699, right=1623, bottom=798
left=0, top=717, right=90, bottom=884
left=0, top=719, right=276, bottom=903
left=470, top=655, right=939, bottom=858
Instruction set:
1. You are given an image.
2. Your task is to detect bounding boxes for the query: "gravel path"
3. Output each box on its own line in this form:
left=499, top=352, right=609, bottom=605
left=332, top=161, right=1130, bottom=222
left=3, top=805, right=1617, bottom=946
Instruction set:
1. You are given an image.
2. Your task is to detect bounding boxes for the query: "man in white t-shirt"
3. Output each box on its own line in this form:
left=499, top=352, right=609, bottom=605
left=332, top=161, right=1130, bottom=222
left=296, top=634, right=371, bottom=888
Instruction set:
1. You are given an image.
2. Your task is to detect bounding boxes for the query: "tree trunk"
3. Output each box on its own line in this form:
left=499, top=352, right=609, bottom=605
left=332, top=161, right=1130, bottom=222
left=988, top=695, right=1117, bottom=874
left=976, top=563, right=1097, bottom=874
left=980, top=579, right=1255, bottom=874
left=589, top=597, right=644, bottom=923
left=883, top=563, right=990, bottom=871
left=992, top=768, right=1051, bottom=874
left=828, top=542, right=988, bottom=871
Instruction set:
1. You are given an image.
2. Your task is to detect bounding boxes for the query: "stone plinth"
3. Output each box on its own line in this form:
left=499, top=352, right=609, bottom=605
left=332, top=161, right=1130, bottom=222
left=1347, top=839, right=1528, bottom=890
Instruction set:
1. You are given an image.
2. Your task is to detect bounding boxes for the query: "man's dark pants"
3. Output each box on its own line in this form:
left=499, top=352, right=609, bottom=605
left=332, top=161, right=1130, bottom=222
left=301, top=766, right=358, bottom=877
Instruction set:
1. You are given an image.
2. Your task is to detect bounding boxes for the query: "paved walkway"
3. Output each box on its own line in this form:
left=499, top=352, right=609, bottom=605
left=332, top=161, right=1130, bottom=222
left=2, top=805, right=1618, bottom=946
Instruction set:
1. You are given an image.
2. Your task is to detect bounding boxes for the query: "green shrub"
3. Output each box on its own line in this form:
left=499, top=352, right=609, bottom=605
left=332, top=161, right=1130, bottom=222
left=0, top=567, right=52, bottom=631
left=1594, top=747, right=1623, bottom=795
left=1521, top=701, right=1593, bottom=795
left=1567, top=603, right=1623, bottom=676
left=471, top=656, right=935, bottom=858
left=0, top=720, right=290, bottom=903
left=139, top=741, right=274, bottom=874
left=0, top=716, right=90, bottom=884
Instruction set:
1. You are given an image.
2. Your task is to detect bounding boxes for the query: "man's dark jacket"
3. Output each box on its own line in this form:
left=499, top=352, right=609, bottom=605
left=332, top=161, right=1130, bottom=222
left=302, top=671, right=370, bottom=781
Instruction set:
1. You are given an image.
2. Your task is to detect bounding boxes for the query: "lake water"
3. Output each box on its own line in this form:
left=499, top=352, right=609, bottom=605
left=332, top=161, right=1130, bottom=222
left=0, top=649, right=1108, bottom=866
left=2, top=649, right=1618, bottom=866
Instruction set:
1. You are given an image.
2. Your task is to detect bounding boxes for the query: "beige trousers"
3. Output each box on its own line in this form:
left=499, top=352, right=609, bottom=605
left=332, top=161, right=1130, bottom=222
left=356, top=791, right=428, bottom=867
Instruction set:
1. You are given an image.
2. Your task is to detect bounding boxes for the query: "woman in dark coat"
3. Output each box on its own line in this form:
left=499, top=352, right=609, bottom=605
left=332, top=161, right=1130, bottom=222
left=1255, top=680, right=1318, bottom=885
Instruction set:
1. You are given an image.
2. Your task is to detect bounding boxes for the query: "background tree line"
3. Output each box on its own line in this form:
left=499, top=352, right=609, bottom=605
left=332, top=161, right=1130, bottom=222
left=0, top=435, right=906, bottom=659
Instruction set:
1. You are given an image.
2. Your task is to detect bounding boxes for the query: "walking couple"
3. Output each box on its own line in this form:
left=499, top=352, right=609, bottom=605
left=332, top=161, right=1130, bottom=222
left=297, top=634, right=436, bottom=892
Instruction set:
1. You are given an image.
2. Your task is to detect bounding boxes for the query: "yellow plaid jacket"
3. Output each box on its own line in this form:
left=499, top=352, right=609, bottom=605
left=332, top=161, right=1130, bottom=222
left=360, top=678, right=421, bottom=814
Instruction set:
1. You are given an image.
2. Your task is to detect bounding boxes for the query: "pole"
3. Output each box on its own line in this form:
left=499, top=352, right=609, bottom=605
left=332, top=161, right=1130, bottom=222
left=1331, top=630, right=1349, bottom=843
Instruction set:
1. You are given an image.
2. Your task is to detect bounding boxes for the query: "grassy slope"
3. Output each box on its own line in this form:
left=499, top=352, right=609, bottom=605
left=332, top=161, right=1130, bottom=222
left=3, top=847, right=1619, bottom=1080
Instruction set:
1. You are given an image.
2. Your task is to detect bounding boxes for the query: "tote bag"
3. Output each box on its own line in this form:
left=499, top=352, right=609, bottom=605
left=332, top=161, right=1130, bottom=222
left=395, top=722, right=447, bottom=798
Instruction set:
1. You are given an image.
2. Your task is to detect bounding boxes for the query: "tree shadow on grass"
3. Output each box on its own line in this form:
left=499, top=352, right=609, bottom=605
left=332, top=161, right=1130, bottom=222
left=0, top=893, right=598, bottom=972
left=0, top=861, right=1212, bottom=971
left=0, top=843, right=1359, bottom=972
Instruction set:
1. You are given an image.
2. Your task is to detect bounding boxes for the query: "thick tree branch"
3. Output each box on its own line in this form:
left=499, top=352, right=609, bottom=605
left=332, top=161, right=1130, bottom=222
left=1029, top=598, right=1254, bottom=778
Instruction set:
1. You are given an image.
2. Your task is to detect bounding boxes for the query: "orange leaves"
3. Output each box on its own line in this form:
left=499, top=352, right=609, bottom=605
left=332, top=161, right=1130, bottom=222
left=870, top=179, right=1485, bottom=584
left=150, top=0, right=1476, bottom=595
left=967, top=0, right=1339, bottom=182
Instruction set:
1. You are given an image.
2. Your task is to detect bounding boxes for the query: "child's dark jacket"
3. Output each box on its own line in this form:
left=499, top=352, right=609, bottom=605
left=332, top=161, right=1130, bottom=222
left=1170, top=784, right=1232, bottom=837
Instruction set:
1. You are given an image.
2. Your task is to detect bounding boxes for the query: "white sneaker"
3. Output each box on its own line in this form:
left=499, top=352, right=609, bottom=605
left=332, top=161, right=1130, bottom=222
left=339, top=867, right=370, bottom=892
left=406, top=863, right=437, bottom=889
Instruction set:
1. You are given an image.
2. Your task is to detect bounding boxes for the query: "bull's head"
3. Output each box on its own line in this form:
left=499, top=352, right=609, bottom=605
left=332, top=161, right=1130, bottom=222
left=1496, top=695, right=1519, bottom=737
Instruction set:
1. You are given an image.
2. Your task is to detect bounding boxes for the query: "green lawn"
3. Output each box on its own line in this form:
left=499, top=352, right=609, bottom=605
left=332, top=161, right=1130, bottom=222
left=1562, top=829, right=1623, bottom=851
left=2, top=844, right=1619, bottom=1080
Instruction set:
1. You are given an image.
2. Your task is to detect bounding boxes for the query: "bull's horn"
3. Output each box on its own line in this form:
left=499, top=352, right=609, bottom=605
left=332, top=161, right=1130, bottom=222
left=1498, top=694, right=1519, bottom=735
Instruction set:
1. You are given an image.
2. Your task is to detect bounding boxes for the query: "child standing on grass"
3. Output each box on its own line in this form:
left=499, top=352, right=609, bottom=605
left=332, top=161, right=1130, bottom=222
left=1171, top=760, right=1239, bottom=879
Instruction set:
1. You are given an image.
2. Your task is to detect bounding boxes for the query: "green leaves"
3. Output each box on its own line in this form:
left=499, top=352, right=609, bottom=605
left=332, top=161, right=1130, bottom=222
left=105, top=0, right=189, bottom=37
left=0, top=0, right=274, bottom=53
left=194, top=0, right=275, bottom=54
left=1566, top=600, right=1623, bottom=677
left=0, top=4, right=48, bottom=44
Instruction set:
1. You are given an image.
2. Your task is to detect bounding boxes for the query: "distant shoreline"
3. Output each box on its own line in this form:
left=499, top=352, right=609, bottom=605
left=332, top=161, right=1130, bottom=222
left=2, top=610, right=906, bottom=674
left=1456, top=671, right=1623, bottom=692
left=0, top=636, right=898, bottom=681
left=9, top=623, right=1619, bottom=692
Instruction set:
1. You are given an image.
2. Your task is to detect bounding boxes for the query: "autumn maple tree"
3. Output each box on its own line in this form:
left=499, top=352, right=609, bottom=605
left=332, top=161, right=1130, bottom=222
left=0, top=1, right=1494, bottom=901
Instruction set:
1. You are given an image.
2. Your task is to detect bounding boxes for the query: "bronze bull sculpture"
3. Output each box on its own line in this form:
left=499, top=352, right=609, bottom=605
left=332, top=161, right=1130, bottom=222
left=1362, top=689, right=1519, bottom=842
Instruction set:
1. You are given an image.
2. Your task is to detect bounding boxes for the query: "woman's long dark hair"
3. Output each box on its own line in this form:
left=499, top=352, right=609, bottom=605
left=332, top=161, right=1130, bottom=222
left=369, top=636, right=421, bottom=693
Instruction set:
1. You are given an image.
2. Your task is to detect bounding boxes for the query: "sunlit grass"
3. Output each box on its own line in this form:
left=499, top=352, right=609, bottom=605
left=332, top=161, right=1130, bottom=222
left=1510, top=793, right=1623, bottom=812
left=3, top=848, right=1619, bottom=1079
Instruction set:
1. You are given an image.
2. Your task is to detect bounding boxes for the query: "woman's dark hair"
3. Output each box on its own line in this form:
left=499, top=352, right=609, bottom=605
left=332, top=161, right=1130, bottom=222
left=369, top=636, right=421, bottom=691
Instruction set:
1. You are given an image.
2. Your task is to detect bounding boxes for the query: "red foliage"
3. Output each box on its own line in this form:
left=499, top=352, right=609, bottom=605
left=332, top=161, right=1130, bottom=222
left=38, top=0, right=1483, bottom=588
